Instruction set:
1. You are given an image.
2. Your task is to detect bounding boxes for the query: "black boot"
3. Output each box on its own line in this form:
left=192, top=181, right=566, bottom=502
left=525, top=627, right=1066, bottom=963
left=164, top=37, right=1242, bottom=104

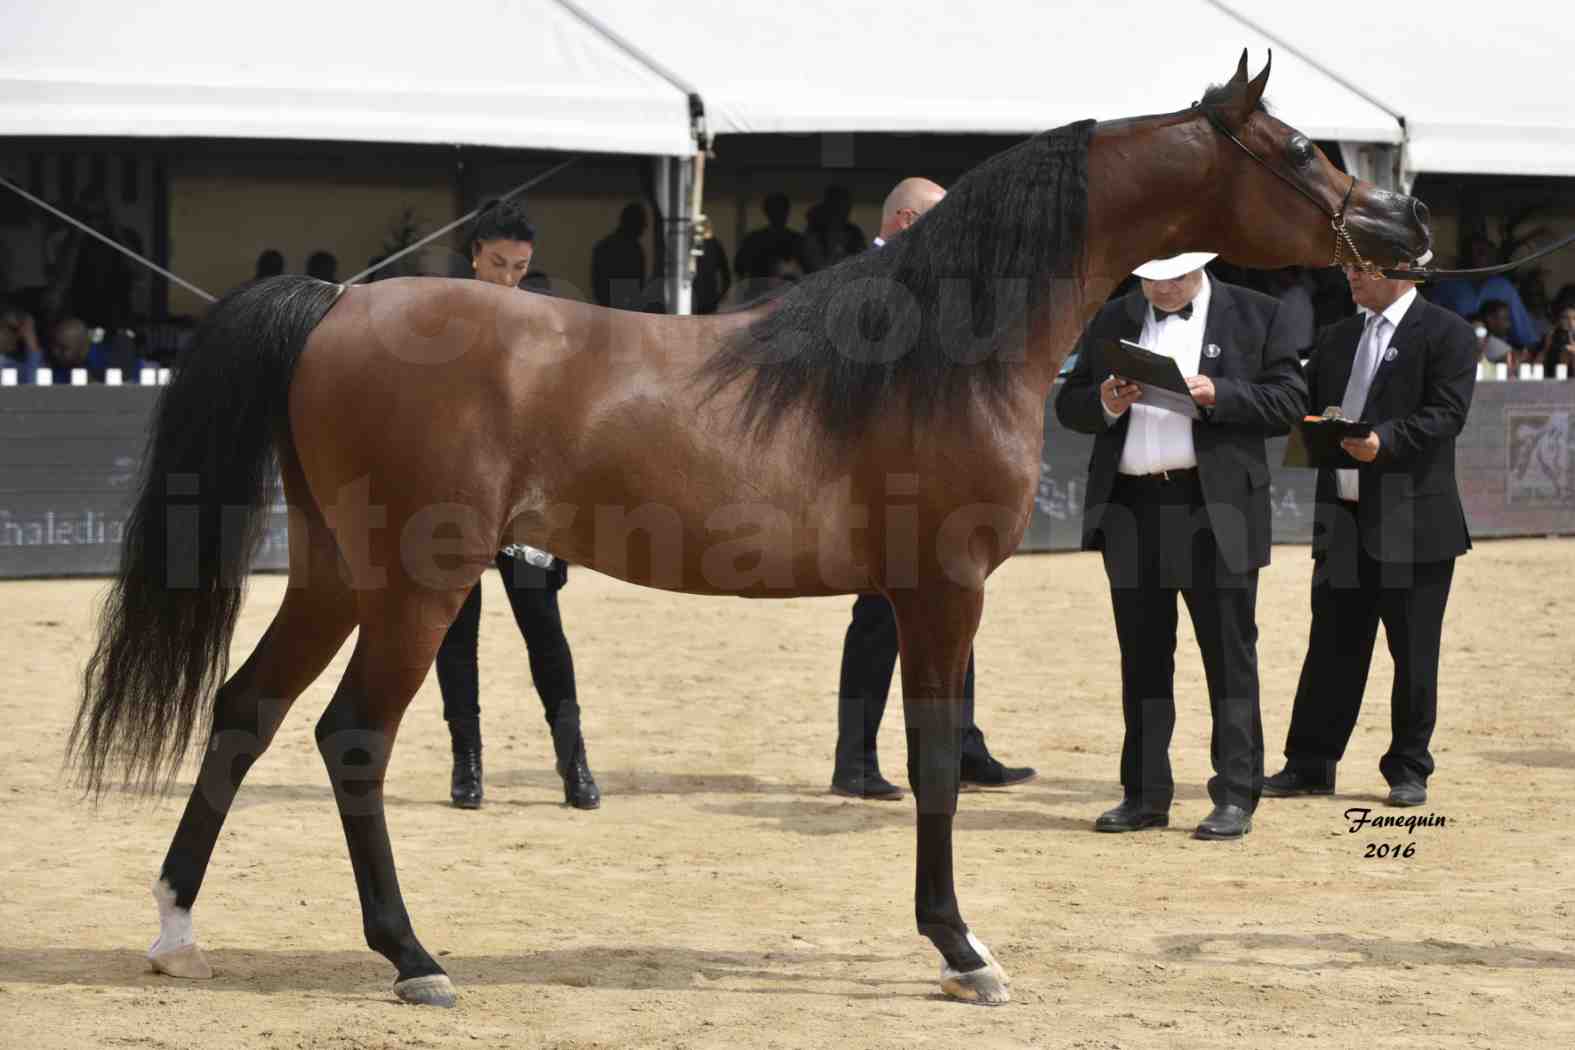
left=449, top=719, right=483, bottom=809
left=557, top=737, right=601, bottom=811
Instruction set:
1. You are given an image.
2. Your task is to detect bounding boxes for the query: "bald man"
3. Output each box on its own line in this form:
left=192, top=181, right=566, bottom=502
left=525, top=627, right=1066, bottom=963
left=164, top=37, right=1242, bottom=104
left=830, top=177, right=1037, bottom=801
left=873, top=178, right=946, bottom=247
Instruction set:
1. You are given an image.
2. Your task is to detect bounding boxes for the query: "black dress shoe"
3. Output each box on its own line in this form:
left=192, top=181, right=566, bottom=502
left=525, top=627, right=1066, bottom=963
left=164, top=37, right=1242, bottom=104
left=1093, top=798, right=1169, bottom=832
left=830, top=771, right=904, bottom=801
left=960, top=755, right=1038, bottom=790
left=1387, top=781, right=1427, bottom=807
left=558, top=749, right=601, bottom=810
left=450, top=747, right=483, bottom=810
left=1262, top=765, right=1335, bottom=797
left=1194, top=803, right=1252, bottom=840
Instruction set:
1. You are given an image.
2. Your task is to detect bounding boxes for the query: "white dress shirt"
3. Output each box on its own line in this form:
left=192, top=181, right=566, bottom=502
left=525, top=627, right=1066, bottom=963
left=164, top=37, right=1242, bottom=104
left=1336, top=287, right=1417, bottom=501
left=1108, top=276, right=1211, bottom=475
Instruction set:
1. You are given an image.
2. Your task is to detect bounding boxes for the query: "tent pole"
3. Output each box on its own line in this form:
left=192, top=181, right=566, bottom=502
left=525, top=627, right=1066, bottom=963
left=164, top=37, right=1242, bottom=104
left=655, top=155, right=695, bottom=315
left=1338, top=142, right=1409, bottom=194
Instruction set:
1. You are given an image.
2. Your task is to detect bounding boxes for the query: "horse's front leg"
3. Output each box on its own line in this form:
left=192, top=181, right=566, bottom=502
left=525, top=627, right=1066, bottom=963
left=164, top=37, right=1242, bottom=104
left=889, top=584, right=1010, bottom=1005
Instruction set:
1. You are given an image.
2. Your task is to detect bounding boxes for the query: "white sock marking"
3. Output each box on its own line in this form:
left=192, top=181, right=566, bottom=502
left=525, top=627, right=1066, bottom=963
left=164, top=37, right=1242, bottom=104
left=149, top=877, right=195, bottom=957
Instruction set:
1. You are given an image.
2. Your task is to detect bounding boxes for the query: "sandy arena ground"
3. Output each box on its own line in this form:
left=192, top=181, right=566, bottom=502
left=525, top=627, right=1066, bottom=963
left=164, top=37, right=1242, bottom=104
left=1, top=539, right=1572, bottom=1049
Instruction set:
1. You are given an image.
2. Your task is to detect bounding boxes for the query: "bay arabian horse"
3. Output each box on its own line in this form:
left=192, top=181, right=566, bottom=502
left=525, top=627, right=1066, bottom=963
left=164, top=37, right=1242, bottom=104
left=71, top=53, right=1432, bottom=1008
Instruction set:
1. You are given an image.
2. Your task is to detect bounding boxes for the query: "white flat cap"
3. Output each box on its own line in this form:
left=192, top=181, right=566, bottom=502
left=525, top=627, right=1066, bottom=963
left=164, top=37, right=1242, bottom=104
left=1133, top=252, right=1219, bottom=281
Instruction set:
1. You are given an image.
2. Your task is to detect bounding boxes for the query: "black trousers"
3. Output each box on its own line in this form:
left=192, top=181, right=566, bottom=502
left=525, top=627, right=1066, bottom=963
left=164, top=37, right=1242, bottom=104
left=1283, top=534, right=1456, bottom=786
left=1101, top=472, right=1263, bottom=811
left=834, top=593, right=986, bottom=780
left=436, top=552, right=580, bottom=763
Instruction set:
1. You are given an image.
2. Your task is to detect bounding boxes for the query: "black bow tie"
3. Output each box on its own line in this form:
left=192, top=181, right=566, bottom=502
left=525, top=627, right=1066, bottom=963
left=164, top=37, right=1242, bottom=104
left=1153, top=303, right=1194, bottom=322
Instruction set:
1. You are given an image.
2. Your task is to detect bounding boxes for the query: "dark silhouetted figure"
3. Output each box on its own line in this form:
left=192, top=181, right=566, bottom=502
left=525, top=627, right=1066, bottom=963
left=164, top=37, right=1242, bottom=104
left=800, top=186, right=866, bottom=273
left=591, top=204, right=647, bottom=310
left=735, top=193, right=805, bottom=278
left=255, top=250, right=285, bottom=280
left=305, top=251, right=338, bottom=282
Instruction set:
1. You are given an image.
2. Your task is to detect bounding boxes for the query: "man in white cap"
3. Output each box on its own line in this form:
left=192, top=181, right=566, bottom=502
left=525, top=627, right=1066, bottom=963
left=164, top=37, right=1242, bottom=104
left=1055, top=253, right=1307, bottom=839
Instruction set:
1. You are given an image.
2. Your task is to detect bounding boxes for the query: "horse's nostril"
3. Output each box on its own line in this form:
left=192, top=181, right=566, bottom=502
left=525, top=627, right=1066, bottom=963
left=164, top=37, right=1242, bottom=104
left=1412, top=198, right=1431, bottom=227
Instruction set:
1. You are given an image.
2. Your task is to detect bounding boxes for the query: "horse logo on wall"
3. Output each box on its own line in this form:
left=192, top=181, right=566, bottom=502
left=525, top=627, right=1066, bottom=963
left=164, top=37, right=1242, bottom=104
left=1507, top=409, right=1573, bottom=507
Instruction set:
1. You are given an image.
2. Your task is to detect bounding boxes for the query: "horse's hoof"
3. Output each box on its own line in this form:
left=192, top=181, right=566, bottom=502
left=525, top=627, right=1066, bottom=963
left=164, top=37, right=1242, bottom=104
left=939, top=933, right=1010, bottom=1005
left=148, top=942, right=213, bottom=980
left=941, top=964, right=1011, bottom=1005
left=394, top=973, right=457, bottom=1008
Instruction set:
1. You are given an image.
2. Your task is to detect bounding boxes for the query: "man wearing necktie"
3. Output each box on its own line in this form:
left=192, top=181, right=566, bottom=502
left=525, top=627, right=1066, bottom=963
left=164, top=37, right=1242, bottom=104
left=1264, top=265, right=1475, bottom=808
left=1057, top=253, right=1306, bottom=839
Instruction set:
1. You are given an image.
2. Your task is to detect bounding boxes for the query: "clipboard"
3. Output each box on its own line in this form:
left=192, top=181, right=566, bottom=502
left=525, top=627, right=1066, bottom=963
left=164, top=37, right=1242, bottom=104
left=1099, top=338, right=1199, bottom=419
left=1284, top=415, right=1373, bottom=469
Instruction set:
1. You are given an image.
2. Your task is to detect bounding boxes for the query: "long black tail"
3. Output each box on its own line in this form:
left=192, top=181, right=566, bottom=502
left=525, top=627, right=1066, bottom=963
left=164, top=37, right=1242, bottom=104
left=69, top=275, right=345, bottom=796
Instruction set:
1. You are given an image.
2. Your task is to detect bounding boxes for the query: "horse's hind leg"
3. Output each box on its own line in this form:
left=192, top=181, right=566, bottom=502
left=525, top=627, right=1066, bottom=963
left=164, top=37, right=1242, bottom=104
left=149, top=459, right=357, bottom=979
left=890, top=584, right=1010, bottom=1005
left=315, top=584, right=475, bottom=1007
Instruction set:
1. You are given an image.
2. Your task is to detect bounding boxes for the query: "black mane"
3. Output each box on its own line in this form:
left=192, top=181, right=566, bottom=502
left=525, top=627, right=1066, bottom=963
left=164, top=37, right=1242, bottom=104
left=700, top=119, right=1096, bottom=445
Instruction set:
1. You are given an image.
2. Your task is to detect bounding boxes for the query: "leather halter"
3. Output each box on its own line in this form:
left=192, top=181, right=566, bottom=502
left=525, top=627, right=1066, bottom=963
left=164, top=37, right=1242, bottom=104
left=1197, top=103, right=1575, bottom=283
left=1196, top=103, right=1371, bottom=274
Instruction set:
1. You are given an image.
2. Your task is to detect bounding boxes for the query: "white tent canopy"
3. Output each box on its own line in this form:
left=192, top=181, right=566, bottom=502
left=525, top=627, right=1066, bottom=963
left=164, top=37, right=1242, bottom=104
left=5, top=1, right=1567, bottom=174
left=1, top=0, right=1403, bottom=156
left=0, top=0, right=695, bottom=155
left=573, top=0, right=1401, bottom=143
left=1219, top=2, right=1575, bottom=177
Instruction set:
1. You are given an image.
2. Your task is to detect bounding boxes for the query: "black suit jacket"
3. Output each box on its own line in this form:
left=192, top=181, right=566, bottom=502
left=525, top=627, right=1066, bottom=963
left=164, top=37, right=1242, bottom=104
left=1055, top=278, right=1308, bottom=573
left=1303, top=295, right=1475, bottom=564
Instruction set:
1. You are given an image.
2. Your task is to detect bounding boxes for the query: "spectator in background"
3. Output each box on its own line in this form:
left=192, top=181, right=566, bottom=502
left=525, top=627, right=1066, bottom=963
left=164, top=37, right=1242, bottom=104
left=1429, top=233, right=1536, bottom=348
left=255, top=249, right=285, bottom=280
left=718, top=247, right=803, bottom=312
left=305, top=250, right=338, bottom=282
left=0, top=300, right=44, bottom=380
left=735, top=192, right=804, bottom=278
left=42, top=179, right=139, bottom=329
left=1520, top=273, right=1552, bottom=345
left=1481, top=300, right=1531, bottom=373
left=1533, top=303, right=1575, bottom=376
left=591, top=204, right=647, bottom=309
left=1308, top=266, right=1355, bottom=330
left=1481, top=299, right=1513, bottom=344
left=691, top=226, right=732, bottom=315
left=1266, top=268, right=1317, bottom=355
left=41, top=316, right=94, bottom=382
left=800, top=185, right=866, bottom=273
left=1469, top=308, right=1513, bottom=366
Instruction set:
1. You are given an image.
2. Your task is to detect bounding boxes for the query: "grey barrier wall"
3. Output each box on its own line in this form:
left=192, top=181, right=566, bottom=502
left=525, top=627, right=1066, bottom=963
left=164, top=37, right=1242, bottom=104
left=1, top=381, right=1572, bottom=579
left=0, top=387, right=290, bottom=579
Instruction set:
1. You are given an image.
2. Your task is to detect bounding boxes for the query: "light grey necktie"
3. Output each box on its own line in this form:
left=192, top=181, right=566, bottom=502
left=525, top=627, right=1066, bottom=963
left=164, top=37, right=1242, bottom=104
left=1340, top=312, right=1386, bottom=420
left=1335, top=313, right=1385, bottom=500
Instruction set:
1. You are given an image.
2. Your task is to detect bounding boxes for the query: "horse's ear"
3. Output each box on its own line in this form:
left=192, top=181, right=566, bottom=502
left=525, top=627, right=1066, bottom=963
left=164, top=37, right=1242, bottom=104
left=1216, top=49, right=1271, bottom=128
left=1245, top=50, right=1272, bottom=109
left=1232, top=48, right=1250, bottom=84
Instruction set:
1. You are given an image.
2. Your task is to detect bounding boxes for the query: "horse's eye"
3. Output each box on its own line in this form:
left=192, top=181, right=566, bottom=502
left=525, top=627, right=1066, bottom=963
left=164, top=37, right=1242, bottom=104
left=1289, top=137, right=1314, bottom=166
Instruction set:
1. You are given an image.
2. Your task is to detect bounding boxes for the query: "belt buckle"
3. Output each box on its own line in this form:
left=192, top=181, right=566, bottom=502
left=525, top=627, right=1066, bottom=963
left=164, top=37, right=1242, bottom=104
left=1158, top=469, right=1171, bottom=482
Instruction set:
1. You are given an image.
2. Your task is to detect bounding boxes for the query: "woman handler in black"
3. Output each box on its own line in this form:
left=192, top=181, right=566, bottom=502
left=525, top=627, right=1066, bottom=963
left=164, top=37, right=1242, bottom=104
left=438, top=200, right=600, bottom=811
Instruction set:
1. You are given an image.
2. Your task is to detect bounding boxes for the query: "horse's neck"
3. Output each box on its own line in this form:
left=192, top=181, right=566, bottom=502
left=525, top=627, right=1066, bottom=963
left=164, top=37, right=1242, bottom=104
left=1086, top=113, right=1220, bottom=279
left=1017, top=114, right=1220, bottom=396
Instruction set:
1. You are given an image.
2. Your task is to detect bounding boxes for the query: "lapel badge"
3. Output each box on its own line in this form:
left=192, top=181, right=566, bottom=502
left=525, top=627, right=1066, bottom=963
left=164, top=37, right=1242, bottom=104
left=1384, top=346, right=1399, bottom=362
left=1204, top=343, right=1222, bottom=359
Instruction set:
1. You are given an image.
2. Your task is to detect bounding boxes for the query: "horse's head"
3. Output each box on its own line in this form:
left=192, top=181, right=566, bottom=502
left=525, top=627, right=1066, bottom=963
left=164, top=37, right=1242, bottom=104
left=1196, top=50, right=1431, bottom=273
